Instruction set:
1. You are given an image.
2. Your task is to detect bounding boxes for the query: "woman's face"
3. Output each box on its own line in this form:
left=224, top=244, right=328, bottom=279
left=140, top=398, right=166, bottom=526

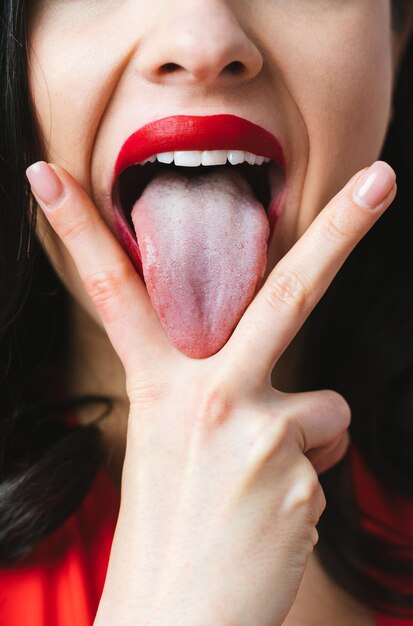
left=28, top=1, right=411, bottom=329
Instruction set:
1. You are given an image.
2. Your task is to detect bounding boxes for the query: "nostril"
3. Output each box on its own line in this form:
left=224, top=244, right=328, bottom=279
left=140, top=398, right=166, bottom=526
left=225, top=61, right=244, bottom=74
left=160, top=63, right=180, bottom=74
left=160, top=61, right=245, bottom=78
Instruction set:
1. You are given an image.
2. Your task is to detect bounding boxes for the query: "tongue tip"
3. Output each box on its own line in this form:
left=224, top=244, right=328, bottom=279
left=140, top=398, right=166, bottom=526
left=168, top=332, right=229, bottom=359
left=174, top=343, right=219, bottom=359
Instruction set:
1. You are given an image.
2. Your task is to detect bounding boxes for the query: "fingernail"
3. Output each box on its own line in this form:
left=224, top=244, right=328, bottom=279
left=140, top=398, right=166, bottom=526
left=26, top=161, right=64, bottom=206
left=353, top=161, right=396, bottom=209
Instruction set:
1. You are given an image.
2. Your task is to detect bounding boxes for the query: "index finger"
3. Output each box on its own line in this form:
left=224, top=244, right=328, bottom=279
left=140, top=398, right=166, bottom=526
left=223, top=161, right=396, bottom=384
left=26, top=161, right=170, bottom=373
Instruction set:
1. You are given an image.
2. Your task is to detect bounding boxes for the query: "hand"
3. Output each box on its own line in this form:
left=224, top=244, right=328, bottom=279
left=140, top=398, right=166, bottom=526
left=27, top=159, right=396, bottom=626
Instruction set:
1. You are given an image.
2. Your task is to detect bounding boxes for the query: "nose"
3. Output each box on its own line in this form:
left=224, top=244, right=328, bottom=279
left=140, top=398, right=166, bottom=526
left=136, top=0, right=263, bottom=87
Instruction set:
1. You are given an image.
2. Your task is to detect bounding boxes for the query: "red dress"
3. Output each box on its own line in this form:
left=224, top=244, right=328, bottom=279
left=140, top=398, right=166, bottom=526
left=350, top=446, right=413, bottom=625
left=0, top=467, right=120, bottom=625
left=0, top=444, right=412, bottom=625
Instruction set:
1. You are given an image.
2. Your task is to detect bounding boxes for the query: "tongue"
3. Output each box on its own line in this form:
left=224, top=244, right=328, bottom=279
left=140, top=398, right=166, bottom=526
left=131, top=167, right=269, bottom=358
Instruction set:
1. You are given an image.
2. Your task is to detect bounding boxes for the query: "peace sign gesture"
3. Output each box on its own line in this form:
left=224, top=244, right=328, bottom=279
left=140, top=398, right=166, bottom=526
left=27, top=159, right=396, bottom=626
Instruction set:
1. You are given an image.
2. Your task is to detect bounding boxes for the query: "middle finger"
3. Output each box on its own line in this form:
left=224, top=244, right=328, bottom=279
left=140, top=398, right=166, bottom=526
left=223, top=161, right=396, bottom=384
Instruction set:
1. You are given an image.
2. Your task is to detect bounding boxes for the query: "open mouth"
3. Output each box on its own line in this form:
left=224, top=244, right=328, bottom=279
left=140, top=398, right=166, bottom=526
left=112, top=155, right=283, bottom=237
left=109, top=115, right=288, bottom=275
left=107, top=115, right=288, bottom=358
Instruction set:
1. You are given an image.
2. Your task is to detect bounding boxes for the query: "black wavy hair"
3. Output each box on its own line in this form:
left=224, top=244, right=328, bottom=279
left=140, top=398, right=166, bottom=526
left=0, top=0, right=412, bottom=619
left=0, top=0, right=111, bottom=564
left=300, top=1, right=413, bottom=617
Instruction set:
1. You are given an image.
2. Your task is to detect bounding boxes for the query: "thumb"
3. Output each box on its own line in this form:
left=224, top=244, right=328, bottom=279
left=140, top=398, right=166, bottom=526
left=305, top=430, right=351, bottom=475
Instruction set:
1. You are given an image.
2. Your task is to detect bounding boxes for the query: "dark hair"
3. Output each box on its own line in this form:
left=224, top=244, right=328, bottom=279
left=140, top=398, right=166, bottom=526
left=0, top=0, right=111, bottom=564
left=299, top=7, right=413, bottom=619
left=0, top=0, right=412, bottom=618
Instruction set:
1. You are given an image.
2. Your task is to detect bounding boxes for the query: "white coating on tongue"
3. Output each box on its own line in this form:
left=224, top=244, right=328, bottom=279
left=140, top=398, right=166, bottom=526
left=131, top=168, right=269, bottom=358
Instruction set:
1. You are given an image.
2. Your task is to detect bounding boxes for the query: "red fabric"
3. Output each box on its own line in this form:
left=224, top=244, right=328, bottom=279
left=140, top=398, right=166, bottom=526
left=1, top=442, right=412, bottom=624
left=0, top=468, right=120, bottom=625
left=350, top=445, right=413, bottom=624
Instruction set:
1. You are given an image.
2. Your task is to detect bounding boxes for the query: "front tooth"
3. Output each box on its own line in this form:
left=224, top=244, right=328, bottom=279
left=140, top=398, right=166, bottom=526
left=139, top=155, right=156, bottom=165
left=141, top=149, right=270, bottom=167
left=174, top=151, right=202, bottom=166
left=201, top=150, right=228, bottom=166
left=157, top=152, right=174, bottom=164
left=228, top=150, right=245, bottom=165
left=245, top=152, right=257, bottom=165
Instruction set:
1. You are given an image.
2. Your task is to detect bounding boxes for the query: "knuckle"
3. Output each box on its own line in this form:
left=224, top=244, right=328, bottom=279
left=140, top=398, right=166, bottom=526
left=311, top=527, right=320, bottom=547
left=284, top=470, right=320, bottom=513
left=128, top=379, right=169, bottom=411
left=54, top=212, right=89, bottom=242
left=321, top=206, right=355, bottom=242
left=247, top=416, right=296, bottom=470
left=265, top=269, right=309, bottom=313
left=318, top=485, right=327, bottom=517
left=269, top=416, right=296, bottom=450
left=195, top=382, right=234, bottom=429
left=84, top=269, right=125, bottom=309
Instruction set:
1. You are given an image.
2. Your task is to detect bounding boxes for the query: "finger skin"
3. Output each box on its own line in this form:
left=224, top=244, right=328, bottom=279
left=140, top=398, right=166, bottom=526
left=307, top=430, right=351, bottom=475
left=271, top=388, right=351, bottom=454
left=28, top=163, right=169, bottom=373
left=225, top=162, right=397, bottom=383
left=26, top=162, right=359, bottom=626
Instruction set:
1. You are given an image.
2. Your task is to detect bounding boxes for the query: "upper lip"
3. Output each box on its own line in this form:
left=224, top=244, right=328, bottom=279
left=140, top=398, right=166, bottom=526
left=112, top=114, right=286, bottom=184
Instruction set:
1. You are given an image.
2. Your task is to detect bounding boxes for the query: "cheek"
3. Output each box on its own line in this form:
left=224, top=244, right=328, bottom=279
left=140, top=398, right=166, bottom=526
left=28, top=12, right=120, bottom=192
left=275, top=7, right=394, bottom=235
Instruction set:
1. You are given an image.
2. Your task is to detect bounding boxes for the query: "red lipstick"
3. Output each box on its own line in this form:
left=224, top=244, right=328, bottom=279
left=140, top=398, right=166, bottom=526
left=111, top=115, right=286, bottom=274
left=113, top=115, right=286, bottom=182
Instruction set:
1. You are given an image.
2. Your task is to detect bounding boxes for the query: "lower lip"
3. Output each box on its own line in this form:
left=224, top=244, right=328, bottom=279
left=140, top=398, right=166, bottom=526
left=266, top=162, right=287, bottom=247
left=113, top=184, right=144, bottom=274
left=267, top=187, right=286, bottom=244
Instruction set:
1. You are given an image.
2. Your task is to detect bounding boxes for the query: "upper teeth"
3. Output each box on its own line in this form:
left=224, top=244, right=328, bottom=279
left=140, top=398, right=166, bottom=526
left=137, top=150, right=271, bottom=167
